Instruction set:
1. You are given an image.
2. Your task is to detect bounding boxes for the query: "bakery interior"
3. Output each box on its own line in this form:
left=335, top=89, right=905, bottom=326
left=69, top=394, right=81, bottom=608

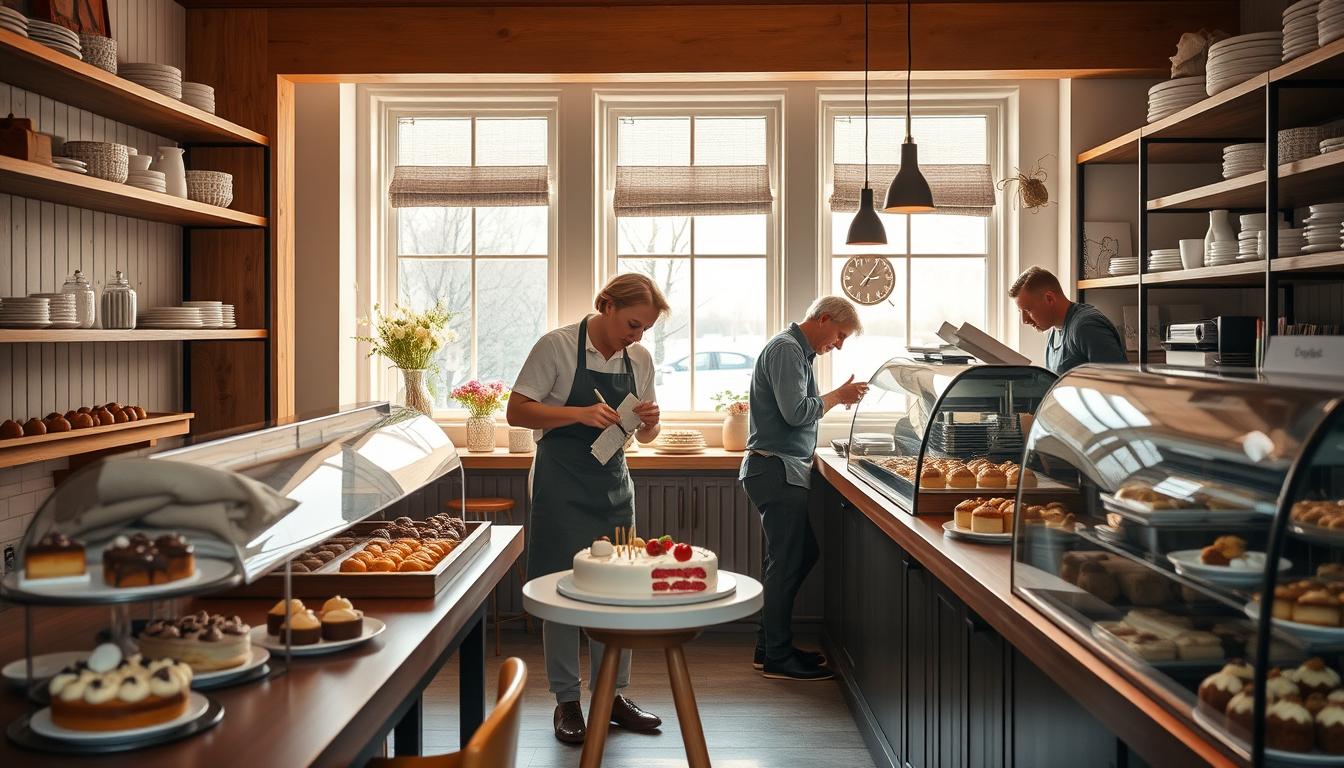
left=4, top=0, right=1344, bottom=766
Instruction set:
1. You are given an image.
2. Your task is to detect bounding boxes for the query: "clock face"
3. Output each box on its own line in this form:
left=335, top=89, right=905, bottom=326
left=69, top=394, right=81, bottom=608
left=840, top=256, right=896, bottom=306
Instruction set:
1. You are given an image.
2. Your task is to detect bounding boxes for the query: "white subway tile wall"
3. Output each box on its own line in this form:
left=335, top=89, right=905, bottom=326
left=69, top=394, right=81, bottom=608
left=0, top=0, right=187, bottom=574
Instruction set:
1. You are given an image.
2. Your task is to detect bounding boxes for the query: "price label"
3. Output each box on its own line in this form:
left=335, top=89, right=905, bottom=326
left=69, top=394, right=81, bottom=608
left=1263, top=336, right=1344, bottom=376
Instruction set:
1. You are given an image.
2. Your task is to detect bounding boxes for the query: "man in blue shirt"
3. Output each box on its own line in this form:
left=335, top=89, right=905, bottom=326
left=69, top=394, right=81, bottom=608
left=740, top=296, right=868, bottom=681
left=1010, top=266, right=1127, bottom=373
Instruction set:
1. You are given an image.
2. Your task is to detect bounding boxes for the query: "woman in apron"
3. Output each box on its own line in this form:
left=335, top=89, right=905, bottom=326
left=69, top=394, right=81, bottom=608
left=507, top=273, right=669, bottom=744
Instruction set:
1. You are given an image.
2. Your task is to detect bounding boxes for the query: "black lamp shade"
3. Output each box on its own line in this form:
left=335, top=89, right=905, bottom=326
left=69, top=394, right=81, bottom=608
left=846, top=187, right=887, bottom=246
left=883, top=139, right=936, bottom=213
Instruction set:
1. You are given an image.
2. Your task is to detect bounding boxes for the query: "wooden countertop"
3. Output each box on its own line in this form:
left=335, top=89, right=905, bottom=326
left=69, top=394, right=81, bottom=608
left=815, top=454, right=1237, bottom=768
left=0, top=526, right=523, bottom=767
left=460, top=446, right=745, bottom=471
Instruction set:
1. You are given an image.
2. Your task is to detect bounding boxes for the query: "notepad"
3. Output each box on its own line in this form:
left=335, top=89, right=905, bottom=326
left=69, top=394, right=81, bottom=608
left=590, top=394, right=644, bottom=464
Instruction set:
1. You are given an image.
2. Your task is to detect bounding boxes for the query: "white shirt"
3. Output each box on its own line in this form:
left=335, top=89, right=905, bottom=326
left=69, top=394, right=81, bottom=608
left=512, top=320, right=657, bottom=434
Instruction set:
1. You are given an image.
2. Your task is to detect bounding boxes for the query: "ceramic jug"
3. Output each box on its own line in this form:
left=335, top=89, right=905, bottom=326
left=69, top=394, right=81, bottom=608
left=1203, top=209, right=1236, bottom=254
left=155, top=146, right=187, bottom=198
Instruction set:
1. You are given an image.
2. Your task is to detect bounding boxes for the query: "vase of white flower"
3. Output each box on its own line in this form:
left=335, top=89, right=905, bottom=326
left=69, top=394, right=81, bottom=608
left=355, top=302, right=456, bottom=419
left=712, top=390, right=750, bottom=451
left=399, top=368, right=434, bottom=417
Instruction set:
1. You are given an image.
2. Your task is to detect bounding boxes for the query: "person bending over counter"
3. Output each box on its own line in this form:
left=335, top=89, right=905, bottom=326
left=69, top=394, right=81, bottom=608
left=1010, top=266, right=1126, bottom=374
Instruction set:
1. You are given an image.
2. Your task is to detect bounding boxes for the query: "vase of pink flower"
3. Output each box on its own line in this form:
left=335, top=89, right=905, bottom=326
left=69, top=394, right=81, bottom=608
left=712, top=390, right=750, bottom=451
left=451, top=380, right=510, bottom=452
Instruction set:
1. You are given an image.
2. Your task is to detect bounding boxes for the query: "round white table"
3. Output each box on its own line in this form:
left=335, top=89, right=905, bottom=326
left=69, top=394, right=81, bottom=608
left=523, top=570, right=763, bottom=768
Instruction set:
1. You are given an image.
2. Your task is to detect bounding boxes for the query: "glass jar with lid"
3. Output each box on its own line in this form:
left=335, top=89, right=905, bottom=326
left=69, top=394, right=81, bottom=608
left=100, top=270, right=136, bottom=329
left=61, top=268, right=97, bottom=329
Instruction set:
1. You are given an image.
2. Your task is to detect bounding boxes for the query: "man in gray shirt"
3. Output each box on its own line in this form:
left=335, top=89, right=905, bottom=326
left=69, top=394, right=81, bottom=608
left=740, top=296, right=868, bottom=681
left=1010, top=266, right=1126, bottom=374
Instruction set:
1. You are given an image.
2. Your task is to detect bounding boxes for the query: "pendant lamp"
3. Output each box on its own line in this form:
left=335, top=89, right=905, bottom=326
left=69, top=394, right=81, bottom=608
left=884, top=0, right=935, bottom=213
left=845, top=0, right=886, bottom=245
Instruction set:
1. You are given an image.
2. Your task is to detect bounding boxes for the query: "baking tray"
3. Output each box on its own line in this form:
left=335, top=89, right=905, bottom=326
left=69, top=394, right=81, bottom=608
left=224, top=520, right=491, bottom=599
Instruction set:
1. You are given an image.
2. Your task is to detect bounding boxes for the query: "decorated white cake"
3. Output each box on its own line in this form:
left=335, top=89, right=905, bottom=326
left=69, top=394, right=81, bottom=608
left=572, top=535, right=718, bottom=597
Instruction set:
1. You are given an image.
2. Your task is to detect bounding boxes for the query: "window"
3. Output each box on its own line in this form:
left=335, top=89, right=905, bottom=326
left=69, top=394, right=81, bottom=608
left=604, top=107, right=779, bottom=412
left=389, top=112, right=555, bottom=410
left=823, top=109, right=996, bottom=390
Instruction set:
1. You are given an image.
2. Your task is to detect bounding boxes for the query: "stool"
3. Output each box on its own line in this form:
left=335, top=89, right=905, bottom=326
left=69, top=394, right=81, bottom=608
left=447, top=497, right=533, bottom=654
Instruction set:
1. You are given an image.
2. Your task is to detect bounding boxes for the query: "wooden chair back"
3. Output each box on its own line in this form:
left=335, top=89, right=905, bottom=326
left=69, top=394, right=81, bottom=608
left=463, top=656, right=527, bottom=768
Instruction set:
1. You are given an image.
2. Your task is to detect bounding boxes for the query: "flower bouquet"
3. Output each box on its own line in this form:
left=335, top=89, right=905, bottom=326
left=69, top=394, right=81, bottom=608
left=355, top=302, right=456, bottom=416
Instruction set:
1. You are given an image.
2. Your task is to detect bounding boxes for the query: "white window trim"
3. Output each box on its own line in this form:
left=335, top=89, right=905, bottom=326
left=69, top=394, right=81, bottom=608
left=815, top=89, right=1012, bottom=412
left=594, top=91, right=785, bottom=419
left=357, top=86, right=561, bottom=414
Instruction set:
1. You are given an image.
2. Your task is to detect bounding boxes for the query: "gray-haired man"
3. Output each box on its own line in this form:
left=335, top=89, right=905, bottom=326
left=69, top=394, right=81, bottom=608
left=740, top=296, right=868, bottom=681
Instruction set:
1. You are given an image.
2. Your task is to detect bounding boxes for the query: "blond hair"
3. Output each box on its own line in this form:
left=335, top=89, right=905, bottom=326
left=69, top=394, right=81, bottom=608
left=805, top=295, right=863, bottom=334
left=595, top=273, right=671, bottom=316
left=1008, top=266, right=1064, bottom=298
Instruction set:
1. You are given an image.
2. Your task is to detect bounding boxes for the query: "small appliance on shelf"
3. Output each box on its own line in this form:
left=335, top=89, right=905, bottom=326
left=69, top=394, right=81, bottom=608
left=1162, top=316, right=1257, bottom=368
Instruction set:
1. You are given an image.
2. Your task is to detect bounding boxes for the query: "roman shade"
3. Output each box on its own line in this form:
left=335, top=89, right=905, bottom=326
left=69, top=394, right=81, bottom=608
left=830, top=163, right=995, bottom=217
left=613, top=165, right=773, bottom=217
left=389, top=165, right=550, bottom=208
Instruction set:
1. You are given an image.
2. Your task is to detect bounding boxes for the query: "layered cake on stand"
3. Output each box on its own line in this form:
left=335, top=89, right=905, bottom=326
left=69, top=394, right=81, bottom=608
left=565, top=528, right=721, bottom=603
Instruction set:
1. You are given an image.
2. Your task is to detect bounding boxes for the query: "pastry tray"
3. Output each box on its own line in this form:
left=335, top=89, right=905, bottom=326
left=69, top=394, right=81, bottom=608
left=1100, top=492, right=1264, bottom=527
left=224, top=520, right=491, bottom=599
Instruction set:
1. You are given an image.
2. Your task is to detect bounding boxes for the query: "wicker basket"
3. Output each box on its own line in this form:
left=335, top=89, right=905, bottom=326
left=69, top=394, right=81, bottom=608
left=60, top=141, right=129, bottom=183
left=1279, top=124, right=1344, bottom=164
left=185, top=170, right=233, bottom=208
left=78, top=34, right=117, bottom=74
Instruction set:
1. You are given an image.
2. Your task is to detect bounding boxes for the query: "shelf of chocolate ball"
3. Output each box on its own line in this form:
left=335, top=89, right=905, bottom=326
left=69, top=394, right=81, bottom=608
left=0, top=410, right=194, bottom=469
left=225, top=518, right=492, bottom=599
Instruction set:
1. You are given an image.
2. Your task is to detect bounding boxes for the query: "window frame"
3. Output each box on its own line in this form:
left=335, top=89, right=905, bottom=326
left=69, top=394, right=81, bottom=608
left=370, top=95, right=560, bottom=414
left=596, top=93, right=785, bottom=418
left=816, top=95, right=1005, bottom=395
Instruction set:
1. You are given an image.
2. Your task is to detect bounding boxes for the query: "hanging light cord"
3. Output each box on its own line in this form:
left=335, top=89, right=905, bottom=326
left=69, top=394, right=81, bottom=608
left=905, top=0, right=913, bottom=142
left=864, top=0, right=870, bottom=187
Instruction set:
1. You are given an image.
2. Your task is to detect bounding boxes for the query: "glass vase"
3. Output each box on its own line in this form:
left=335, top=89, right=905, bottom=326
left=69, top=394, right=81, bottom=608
left=398, top=368, right=434, bottom=417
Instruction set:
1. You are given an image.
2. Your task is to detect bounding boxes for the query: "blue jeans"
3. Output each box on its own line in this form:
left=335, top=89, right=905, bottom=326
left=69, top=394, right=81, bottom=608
left=742, top=456, right=818, bottom=663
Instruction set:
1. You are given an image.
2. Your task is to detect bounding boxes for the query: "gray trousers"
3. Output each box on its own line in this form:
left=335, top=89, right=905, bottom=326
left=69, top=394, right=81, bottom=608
left=544, top=620, right=632, bottom=704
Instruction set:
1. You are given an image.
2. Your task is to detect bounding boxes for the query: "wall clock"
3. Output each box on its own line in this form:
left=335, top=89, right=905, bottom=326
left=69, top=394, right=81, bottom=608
left=840, top=255, right=895, bottom=306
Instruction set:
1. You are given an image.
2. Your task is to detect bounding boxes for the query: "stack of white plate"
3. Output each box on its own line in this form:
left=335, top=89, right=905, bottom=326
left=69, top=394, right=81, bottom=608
left=0, top=297, right=50, bottom=328
left=27, top=19, right=80, bottom=59
left=180, top=82, right=215, bottom=114
left=1222, top=143, right=1265, bottom=178
left=119, top=63, right=183, bottom=99
left=126, top=168, right=166, bottom=193
left=1321, top=136, right=1344, bottom=155
left=138, top=306, right=203, bottom=329
left=1283, top=0, right=1321, bottom=61
left=1236, top=213, right=1290, bottom=260
left=1322, top=0, right=1344, bottom=45
left=28, top=293, right=79, bottom=328
left=1207, top=241, right=1240, bottom=266
left=1303, top=204, right=1344, bottom=253
left=182, top=301, right=223, bottom=328
left=1206, top=32, right=1284, bottom=95
left=0, top=6, right=28, bottom=36
left=1108, top=256, right=1139, bottom=276
left=221, top=304, right=236, bottom=328
left=1260, top=227, right=1306, bottom=257
left=50, top=156, right=87, bottom=175
left=1147, top=77, right=1206, bottom=123
left=1148, top=249, right=1182, bottom=272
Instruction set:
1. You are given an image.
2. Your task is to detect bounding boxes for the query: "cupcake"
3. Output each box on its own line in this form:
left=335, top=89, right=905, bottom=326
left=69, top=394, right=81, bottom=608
left=1292, top=658, right=1342, bottom=698
left=1225, top=685, right=1256, bottom=736
left=1306, top=692, right=1330, bottom=717
left=1265, top=668, right=1301, bottom=701
left=1318, top=700, right=1344, bottom=755
left=1266, top=695, right=1315, bottom=753
left=1330, top=689, right=1344, bottom=705
left=1222, top=658, right=1255, bottom=682
left=267, top=599, right=307, bottom=636
left=321, top=607, right=365, bottom=641
left=279, top=609, right=322, bottom=645
left=1198, top=668, right=1244, bottom=713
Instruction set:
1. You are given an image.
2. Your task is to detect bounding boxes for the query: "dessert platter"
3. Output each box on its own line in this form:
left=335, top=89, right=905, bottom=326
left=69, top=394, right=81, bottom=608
left=250, top=595, right=386, bottom=656
left=135, top=612, right=271, bottom=690
left=652, top=429, right=707, bottom=455
left=944, top=496, right=1078, bottom=543
left=1246, top=566, right=1344, bottom=644
left=1100, top=482, right=1265, bottom=526
left=1193, top=656, right=1344, bottom=763
left=1167, top=535, right=1292, bottom=588
left=557, top=527, right=734, bottom=607
left=9, top=531, right=237, bottom=604
left=1290, top=498, right=1344, bottom=543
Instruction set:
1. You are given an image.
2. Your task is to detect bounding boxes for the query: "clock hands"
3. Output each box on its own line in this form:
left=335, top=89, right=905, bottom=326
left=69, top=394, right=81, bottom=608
left=859, top=261, right=881, bottom=286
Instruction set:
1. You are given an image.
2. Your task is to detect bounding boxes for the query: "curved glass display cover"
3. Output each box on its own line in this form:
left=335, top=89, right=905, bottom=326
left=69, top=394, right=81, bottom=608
left=846, top=357, right=1055, bottom=513
left=1012, top=365, right=1343, bottom=765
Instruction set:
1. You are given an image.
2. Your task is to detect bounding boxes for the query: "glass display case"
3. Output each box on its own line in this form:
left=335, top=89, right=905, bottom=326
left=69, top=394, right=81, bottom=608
left=846, top=357, right=1057, bottom=514
left=1012, top=365, right=1344, bottom=766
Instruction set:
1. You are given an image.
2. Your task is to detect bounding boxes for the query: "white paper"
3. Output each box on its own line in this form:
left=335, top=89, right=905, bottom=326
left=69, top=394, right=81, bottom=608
left=616, top=393, right=642, bottom=433
left=590, top=394, right=644, bottom=464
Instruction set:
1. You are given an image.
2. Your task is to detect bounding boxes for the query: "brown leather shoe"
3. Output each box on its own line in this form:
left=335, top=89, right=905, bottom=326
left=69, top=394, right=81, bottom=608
left=610, top=694, right=662, bottom=731
left=553, top=701, right=586, bottom=745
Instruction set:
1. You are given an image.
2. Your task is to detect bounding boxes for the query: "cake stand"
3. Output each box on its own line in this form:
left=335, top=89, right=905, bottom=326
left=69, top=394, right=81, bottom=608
left=523, top=570, right=763, bottom=768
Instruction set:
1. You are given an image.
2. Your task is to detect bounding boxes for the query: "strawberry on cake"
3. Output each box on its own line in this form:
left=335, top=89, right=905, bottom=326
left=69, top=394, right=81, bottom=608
left=572, top=534, right=718, bottom=598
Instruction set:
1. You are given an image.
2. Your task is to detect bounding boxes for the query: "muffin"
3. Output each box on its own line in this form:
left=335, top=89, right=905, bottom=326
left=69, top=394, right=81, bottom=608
left=1318, top=700, right=1344, bottom=755
left=1222, top=658, right=1256, bottom=682
left=1266, top=668, right=1301, bottom=701
left=1266, top=695, right=1314, bottom=753
left=1198, top=668, right=1244, bottom=713
left=1225, top=685, right=1256, bottom=736
left=1292, top=657, right=1342, bottom=698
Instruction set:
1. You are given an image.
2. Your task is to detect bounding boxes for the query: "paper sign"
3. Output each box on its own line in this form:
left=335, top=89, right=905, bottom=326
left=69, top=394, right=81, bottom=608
left=590, top=394, right=644, bottom=464
left=1263, top=336, right=1344, bottom=376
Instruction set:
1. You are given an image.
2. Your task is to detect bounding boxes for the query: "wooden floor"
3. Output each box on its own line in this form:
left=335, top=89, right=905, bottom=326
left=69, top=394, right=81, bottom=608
left=404, top=629, right=875, bottom=768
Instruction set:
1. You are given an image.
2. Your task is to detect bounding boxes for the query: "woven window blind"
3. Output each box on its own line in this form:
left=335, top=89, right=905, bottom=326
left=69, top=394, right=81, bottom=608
left=391, top=116, right=550, bottom=208
left=390, top=166, right=550, bottom=208
left=613, top=165, right=772, bottom=217
left=829, top=163, right=995, bottom=217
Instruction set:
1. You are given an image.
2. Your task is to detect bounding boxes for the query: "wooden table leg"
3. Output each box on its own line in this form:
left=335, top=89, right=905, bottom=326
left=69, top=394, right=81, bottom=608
left=666, top=644, right=711, bottom=768
left=580, top=642, right=623, bottom=768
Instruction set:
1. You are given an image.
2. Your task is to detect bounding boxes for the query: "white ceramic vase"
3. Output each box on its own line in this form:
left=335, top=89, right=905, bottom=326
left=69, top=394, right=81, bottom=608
left=466, top=414, right=496, bottom=452
left=155, top=146, right=187, bottom=198
left=1204, top=209, right=1235, bottom=254
left=721, top=411, right=748, bottom=451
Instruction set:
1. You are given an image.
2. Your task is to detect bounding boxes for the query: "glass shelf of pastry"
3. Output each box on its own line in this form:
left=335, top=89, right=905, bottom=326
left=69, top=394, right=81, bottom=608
left=1012, top=365, right=1344, bottom=765
left=845, top=356, right=1056, bottom=515
left=1, top=403, right=464, bottom=605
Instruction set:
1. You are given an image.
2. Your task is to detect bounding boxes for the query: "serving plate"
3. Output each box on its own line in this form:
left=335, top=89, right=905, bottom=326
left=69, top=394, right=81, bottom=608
left=250, top=617, right=386, bottom=656
left=1166, top=549, right=1290, bottom=587
left=28, top=692, right=210, bottom=744
left=942, top=520, right=1012, bottom=544
left=1244, top=601, right=1344, bottom=644
left=556, top=571, right=738, bottom=607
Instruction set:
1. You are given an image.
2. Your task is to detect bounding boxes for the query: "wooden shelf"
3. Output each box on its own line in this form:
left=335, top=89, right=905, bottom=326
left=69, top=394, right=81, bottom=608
left=1141, top=261, right=1266, bottom=286
left=0, top=328, right=267, bottom=343
left=1077, top=275, right=1138, bottom=290
left=1143, top=74, right=1266, bottom=142
left=0, top=30, right=266, bottom=146
left=0, top=412, right=193, bottom=469
left=0, top=156, right=266, bottom=227
left=1273, top=36, right=1344, bottom=82
left=1272, top=251, right=1344, bottom=274
left=1147, top=151, right=1344, bottom=211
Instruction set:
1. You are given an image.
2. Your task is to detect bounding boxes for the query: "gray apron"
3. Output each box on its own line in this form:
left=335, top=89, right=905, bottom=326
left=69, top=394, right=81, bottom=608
left=526, top=316, right=637, bottom=579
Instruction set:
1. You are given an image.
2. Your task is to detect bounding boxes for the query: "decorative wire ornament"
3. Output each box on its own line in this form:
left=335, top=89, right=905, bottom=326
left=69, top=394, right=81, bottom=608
left=997, top=154, right=1055, bottom=212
